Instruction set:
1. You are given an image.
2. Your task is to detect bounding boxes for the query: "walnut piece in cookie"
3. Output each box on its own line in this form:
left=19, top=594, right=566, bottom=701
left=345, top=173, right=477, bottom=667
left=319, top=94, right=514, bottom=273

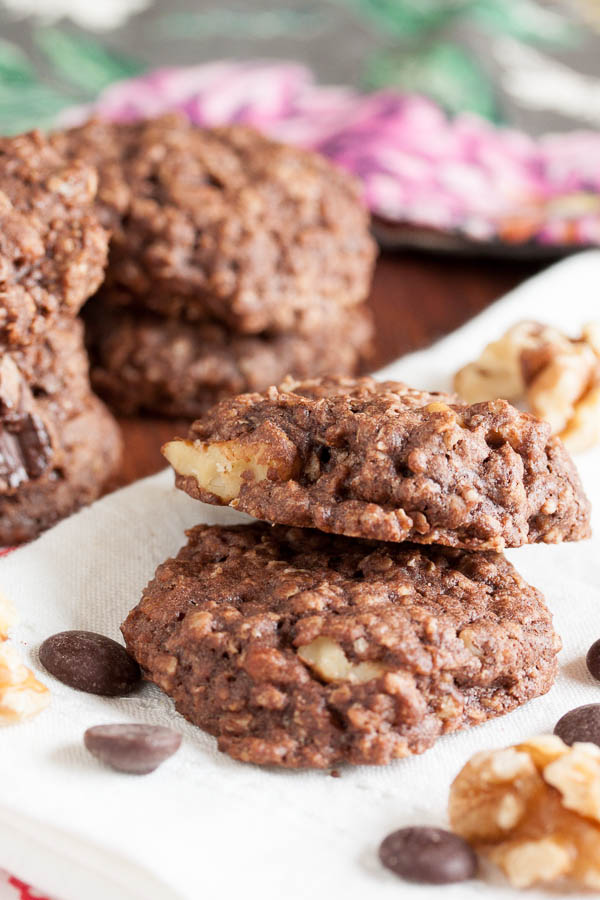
left=163, top=375, right=591, bottom=551
left=454, top=321, right=600, bottom=452
left=122, top=523, right=559, bottom=768
left=449, top=735, right=600, bottom=889
left=0, top=592, right=50, bottom=723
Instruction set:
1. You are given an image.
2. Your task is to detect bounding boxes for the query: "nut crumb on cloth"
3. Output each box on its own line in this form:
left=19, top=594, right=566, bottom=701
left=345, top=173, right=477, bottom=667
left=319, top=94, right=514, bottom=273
left=0, top=592, right=49, bottom=723
left=449, top=735, right=600, bottom=890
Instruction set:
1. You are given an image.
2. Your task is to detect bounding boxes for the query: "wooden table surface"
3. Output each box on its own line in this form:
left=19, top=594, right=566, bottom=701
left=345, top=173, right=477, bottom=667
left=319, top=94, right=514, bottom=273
left=115, top=251, right=545, bottom=488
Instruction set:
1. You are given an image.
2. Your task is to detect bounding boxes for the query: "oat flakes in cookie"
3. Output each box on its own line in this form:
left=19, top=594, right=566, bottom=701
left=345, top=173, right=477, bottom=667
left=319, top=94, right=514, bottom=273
left=121, top=523, right=560, bottom=769
left=0, top=130, right=108, bottom=348
left=52, top=116, right=376, bottom=334
left=163, top=375, right=591, bottom=551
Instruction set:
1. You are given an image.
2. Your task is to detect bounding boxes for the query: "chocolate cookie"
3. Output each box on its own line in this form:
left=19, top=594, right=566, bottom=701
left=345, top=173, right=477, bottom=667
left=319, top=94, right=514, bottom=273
left=0, top=131, right=108, bottom=348
left=164, top=375, right=591, bottom=551
left=12, top=317, right=93, bottom=407
left=83, top=301, right=373, bottom=417
left=0, top=394, right=122, bottom=544
left=122, top=523, right=560, bottom=768
left=0, top=316, right=103, bottom=494
left=52, top=116, right=376, bottom=334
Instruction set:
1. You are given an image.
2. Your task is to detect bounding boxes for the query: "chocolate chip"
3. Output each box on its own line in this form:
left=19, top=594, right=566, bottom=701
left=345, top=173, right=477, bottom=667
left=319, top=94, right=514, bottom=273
left=587, top=640, right=600, bottom=681
left=84, top=724, right=182, bottom=774
left=0, top=356, right=54, bottom=491
left=378, top=827, right=477, bottom=884
left=39, top=631, right=141, bottom=696
left=554, top=704, right=600, bottom=747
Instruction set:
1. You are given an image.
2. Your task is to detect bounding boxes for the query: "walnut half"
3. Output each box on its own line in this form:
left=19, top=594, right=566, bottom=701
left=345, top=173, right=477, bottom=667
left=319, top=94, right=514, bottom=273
left=449, top=735, right=600, bottom=889
left=163, top=425, right=300, bottom=503
left=454, top=321, right=600, bottom=452
left=297, top=637, right=385, bottom=684
left=0, top=592, right=50, bottom=724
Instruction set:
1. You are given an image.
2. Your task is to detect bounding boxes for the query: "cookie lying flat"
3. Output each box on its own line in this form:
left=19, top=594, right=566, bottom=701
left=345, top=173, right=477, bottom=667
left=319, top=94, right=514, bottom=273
left=122, top=523, right=560, bottom=768
left=163, top=376, right=591, bottom=551
left=83, top=301, right=373, bottom=417
left=0, top=394, right=121, bottom=544
left=52, top=116, right=376, bottom=334
left=0, top=131, right=108, bottom=348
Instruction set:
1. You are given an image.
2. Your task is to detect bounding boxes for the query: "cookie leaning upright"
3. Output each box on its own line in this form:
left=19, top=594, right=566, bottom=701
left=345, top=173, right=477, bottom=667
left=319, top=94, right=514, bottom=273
left=0, top=131, right=108, bottom=348
left=163, top=375, right=591, bottom=551
left=0, top=131, right=121, bottom=543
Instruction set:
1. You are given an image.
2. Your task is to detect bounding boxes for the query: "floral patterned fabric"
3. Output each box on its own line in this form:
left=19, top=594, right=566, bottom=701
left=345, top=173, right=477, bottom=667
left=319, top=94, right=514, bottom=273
left=59, top=61, right=600, bottom=250
left=0, top=1, right=598, bottom=250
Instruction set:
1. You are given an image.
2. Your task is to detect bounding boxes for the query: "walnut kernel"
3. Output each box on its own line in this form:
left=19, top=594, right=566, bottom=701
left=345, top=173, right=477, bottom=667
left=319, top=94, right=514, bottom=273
left=0, top=591, right=17, bottom=640
left=453, top=321, right=600, bottom=452
left=0, top=593, right=50, bottom=724
left=163, top=436, right=298, bottom=502
left=0, top=643, right=50, bottom=723
left=297, top=636, right=385, bottom=684
left=449, top=735, right=600, bottom=889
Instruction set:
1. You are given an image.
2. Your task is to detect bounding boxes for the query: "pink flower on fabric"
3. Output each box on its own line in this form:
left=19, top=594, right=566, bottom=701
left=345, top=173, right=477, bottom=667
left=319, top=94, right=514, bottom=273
left=60, top=61, right=600, bottom=247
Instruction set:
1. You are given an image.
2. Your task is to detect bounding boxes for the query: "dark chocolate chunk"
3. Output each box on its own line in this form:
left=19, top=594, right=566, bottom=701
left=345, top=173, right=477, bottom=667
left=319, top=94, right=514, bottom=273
left=0, top=394, right=122, bottom=545
left=0, top=355, right=54, bottom=491
left=378, top=826, right=478, bottom=884
left=587, top=640, right=600, bottom=682
left=84, top=723, right=182, bottom=774
left=39, top=631, right=140, bottom=696
left=554, top=704, right=600, bottom=747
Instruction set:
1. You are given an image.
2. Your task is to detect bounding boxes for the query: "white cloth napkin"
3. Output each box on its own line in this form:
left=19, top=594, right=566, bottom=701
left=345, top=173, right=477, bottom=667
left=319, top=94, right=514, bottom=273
left=1, top=251, right=600, bottom=900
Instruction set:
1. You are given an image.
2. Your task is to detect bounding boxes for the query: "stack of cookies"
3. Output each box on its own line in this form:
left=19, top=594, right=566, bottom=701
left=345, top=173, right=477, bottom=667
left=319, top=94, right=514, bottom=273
left=51, top=116, right=377, bottom=418
left=0, top=132, right=121, bottom=545
left=122, top=375, right=591, bottom=768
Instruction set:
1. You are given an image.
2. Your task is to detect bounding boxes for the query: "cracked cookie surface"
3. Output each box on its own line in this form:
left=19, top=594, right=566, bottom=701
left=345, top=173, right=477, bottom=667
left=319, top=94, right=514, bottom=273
left=122, top=523, right=559, bottom=768
left=164, top=375, right=591, bottom=551
left=52, top=116, right=376, bottom=334
left=0, top=130, right=107, bottom=348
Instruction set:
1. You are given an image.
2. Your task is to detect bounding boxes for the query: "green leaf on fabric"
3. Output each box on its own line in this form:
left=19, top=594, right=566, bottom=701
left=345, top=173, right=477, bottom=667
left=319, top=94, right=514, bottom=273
left=0, top=39, right=37, bottom=85
left=473, top=0, right=578, bottom=46
left=334, top=0, right=471, bottom=38
left=364, top=42, right=499, bottom=119
left=156, top=8, right=331, bottom=40
left=34, top=27, right=144, bottom=97
left=0, top=83, right=72, bottom=135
